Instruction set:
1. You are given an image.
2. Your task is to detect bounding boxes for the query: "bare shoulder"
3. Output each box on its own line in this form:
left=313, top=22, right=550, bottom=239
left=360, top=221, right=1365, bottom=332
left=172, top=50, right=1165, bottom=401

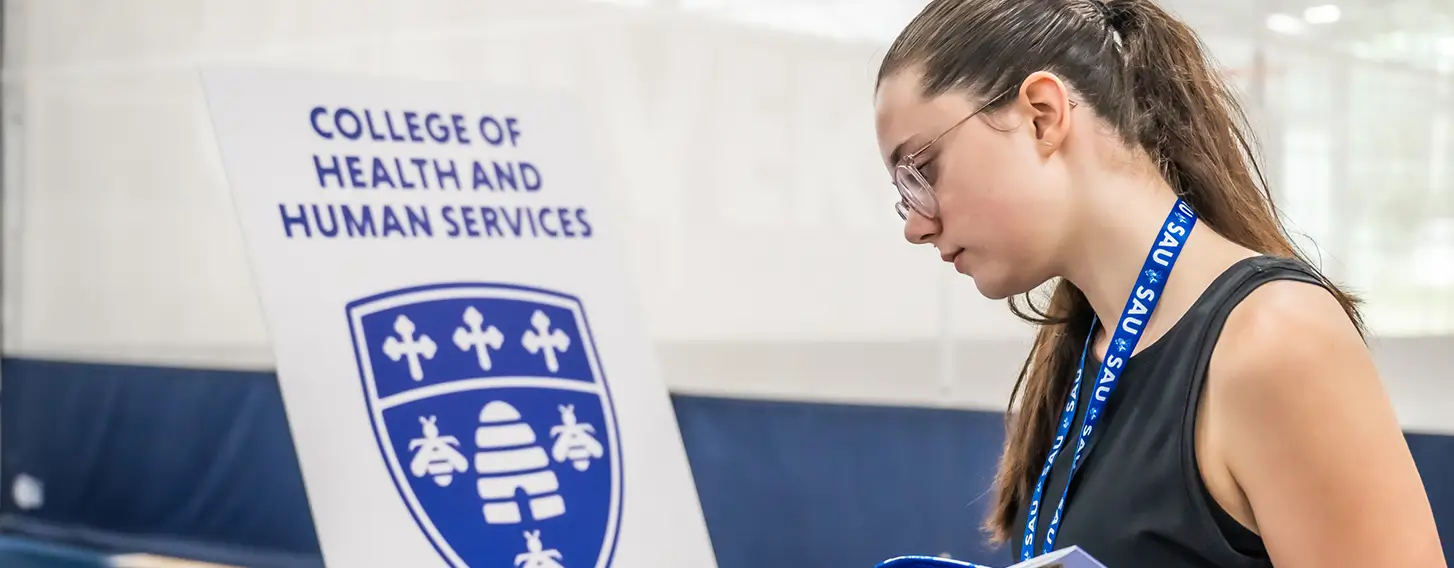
left=1203, top=278, right=1445, bottom=567
left=1212, top=278, right=1367, bottom=392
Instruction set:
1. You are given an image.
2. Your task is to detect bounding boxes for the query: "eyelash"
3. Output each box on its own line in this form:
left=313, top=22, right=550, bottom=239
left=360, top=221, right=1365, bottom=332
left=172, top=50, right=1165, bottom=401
left=919, top=157, right=938, bottom=181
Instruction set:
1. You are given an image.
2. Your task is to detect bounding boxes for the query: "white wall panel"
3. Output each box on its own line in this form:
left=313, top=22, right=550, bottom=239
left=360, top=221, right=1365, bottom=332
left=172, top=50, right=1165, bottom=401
left=3, top=0, right=1451, bottom=430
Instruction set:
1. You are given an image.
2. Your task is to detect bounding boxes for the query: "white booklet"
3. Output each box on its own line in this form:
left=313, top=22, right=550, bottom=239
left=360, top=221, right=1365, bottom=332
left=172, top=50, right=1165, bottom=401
left=1007, top=546, right=1108, bottom=568
left=877, top=546, right=1108, bottom=568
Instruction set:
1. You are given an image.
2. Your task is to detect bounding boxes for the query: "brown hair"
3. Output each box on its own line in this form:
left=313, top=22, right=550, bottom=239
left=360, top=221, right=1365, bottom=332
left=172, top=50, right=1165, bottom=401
left=876, top=0, right=1365, bottom=544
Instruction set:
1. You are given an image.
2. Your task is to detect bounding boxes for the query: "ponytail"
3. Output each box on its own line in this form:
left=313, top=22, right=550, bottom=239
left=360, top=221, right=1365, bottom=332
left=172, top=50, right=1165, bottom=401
left=880, top=0, right=1366, bottom=545
left=1105, top=0, right=1295, bottom=259
left=1104, top=0, right=1365, bottom=328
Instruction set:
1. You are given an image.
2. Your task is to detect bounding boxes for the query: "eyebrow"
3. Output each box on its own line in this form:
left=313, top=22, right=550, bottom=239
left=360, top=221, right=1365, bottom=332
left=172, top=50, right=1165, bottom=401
left=887, top=138, right=917, bottom=167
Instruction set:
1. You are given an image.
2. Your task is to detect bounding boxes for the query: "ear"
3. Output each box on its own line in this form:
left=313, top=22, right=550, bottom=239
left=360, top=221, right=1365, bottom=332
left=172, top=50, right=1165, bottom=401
left=1017, top=71, right=1074, bottom=153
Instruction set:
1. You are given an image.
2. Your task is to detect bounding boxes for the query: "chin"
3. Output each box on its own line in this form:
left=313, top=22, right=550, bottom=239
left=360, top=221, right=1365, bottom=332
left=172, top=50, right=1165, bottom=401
left=969, top=274, right=1018, bottom=301
left=968, top=267, right=1042, bottom=301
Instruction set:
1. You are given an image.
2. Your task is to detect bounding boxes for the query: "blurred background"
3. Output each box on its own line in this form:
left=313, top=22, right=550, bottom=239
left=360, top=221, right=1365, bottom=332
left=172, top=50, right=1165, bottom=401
left=0, top=0, right=1452, bottom=566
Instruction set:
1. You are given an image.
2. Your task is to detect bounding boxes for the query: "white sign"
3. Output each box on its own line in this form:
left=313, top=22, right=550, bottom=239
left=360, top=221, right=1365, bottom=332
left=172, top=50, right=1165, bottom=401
left=199, top=67, right=717, bottom=568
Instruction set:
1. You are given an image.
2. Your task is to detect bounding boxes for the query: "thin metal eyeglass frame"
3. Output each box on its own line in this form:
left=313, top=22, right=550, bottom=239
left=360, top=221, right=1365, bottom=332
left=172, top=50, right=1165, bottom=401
left=893, top=89, right=1078, bottom=220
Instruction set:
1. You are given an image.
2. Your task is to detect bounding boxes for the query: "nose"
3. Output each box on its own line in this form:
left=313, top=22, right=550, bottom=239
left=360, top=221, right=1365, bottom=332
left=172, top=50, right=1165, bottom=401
left=902, top=210, right=939, bottom=245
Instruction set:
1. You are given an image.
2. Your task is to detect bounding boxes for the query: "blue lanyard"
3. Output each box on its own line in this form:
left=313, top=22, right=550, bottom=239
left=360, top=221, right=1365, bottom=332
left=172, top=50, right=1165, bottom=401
left=1020, top=199, right=1198, bottom=561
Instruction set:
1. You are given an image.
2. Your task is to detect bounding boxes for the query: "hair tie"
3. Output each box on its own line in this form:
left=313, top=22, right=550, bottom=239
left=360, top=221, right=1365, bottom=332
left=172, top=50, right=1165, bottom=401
left=1091, top=1, right=1125, bottom=50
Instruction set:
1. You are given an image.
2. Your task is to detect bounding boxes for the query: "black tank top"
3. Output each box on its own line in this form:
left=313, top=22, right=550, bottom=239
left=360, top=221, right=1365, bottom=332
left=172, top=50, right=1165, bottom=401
left=1010, top=255, right=1327, bottom=568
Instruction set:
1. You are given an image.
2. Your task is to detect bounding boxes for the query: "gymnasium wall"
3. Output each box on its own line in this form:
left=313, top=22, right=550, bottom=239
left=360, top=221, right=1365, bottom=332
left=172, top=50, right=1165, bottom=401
left=5, top=343, right=1454, bottom=568
left=3, top=1, right=1453, bottom=567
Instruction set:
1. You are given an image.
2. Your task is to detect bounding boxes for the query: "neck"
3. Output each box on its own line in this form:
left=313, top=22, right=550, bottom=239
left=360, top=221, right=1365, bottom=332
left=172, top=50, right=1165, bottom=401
left=1059, top=178, right=1184, bottom=336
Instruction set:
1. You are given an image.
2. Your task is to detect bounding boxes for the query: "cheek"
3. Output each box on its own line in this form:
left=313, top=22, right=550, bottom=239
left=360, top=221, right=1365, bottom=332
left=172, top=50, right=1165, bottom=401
left=935, top=161, right=1055, bottom=247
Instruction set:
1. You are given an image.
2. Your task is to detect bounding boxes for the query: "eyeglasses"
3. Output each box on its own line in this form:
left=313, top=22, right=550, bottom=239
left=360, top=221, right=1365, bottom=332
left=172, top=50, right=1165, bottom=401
left=893, top=89, right=1077, bottom=220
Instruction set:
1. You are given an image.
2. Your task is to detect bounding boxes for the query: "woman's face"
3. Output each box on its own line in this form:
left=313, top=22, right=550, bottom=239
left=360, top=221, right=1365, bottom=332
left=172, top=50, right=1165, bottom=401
left=874, top=70, right=1076, bottom=300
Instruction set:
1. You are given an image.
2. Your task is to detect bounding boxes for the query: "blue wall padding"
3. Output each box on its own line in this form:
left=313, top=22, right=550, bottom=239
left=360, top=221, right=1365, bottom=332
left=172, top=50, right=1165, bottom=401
left=2, top=357, right=1451, bottom=567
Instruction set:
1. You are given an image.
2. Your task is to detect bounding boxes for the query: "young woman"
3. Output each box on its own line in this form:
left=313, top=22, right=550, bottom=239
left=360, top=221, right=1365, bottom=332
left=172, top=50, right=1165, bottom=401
left=872, top=0, right=1445, bottom=567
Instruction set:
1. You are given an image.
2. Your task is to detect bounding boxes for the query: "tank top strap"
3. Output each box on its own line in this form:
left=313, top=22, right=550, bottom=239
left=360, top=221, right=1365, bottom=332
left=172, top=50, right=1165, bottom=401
left=1176, top=254, right=1333, bottom=557
left=1191, top=255, right=1328, bottom=320
left=1072, top=255, right=1326, bottom=477
left=1171, top=254, right=1331, bottom=383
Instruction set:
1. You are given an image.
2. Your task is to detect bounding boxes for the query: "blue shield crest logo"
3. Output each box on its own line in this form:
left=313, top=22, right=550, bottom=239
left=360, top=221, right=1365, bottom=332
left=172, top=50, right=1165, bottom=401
left=347, top=283, right=623, bottom=568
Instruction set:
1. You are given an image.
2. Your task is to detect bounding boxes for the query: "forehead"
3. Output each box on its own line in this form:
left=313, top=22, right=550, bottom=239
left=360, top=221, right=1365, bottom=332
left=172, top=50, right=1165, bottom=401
left=874, top=71, right=975, bottom=166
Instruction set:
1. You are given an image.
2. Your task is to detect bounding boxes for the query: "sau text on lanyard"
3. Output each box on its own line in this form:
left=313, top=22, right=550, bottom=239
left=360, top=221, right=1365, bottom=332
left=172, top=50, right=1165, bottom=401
left=1020, top=199, right=1198, bottom=561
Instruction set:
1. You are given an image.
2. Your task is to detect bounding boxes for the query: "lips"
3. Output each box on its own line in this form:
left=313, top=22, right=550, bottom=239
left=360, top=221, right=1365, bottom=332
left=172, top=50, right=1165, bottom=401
left=940, top=249, right=962, bottom=264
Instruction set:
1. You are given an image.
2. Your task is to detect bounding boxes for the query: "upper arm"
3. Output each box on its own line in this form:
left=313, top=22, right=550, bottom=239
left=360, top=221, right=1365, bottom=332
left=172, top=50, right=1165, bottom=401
left=1210, top=280, right=1444, bottom=568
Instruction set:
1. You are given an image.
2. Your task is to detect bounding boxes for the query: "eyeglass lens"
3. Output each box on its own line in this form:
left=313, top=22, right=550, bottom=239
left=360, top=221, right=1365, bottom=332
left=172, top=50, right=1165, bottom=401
left=894, top=164, right=935, bottom=220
